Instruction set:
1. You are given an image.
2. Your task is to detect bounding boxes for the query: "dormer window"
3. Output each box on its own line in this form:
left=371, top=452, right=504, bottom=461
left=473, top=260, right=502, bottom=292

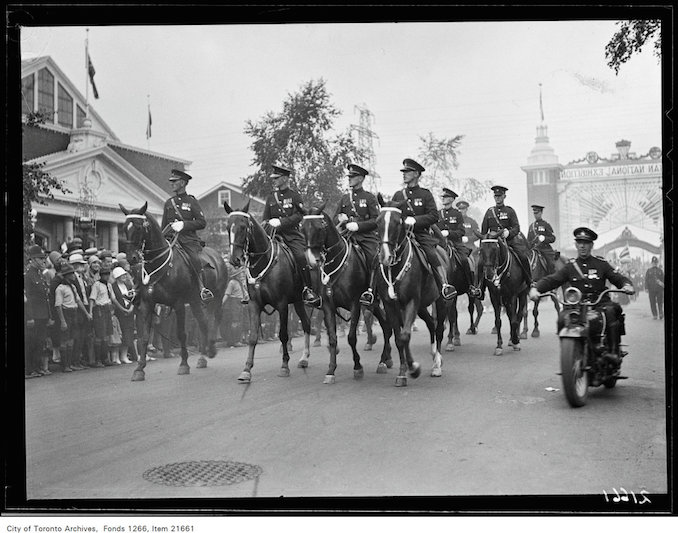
left=218, top=189, right=231, bottom=207
left=38, top=68, right=55, bottom=119
left=57, top=83, right=73, bottom=128
left=21, top=74, right=34, bottom=115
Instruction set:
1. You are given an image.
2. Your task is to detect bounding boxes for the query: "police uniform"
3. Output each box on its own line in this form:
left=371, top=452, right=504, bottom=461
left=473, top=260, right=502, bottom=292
left=262, top=169, right=306, bottom=262
left=644, top=258, right=664, bottom=319
left=334, top=164, right=380, bottom=265
left=535, top=227, right=632, bottom=354
left=527, top=204, right=556, bottom=273
left=24, top=246, right=52, bottom=376
left=457, top=200, right=480, bottom=255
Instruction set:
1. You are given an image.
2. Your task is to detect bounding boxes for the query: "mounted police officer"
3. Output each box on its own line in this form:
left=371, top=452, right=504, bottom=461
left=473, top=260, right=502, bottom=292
left=529, top=227, right=635, bottom=362
left=527, top=204, right=556, bottom=274
left=161, top=168, right=213, bottom=301
left=262, top=165, right=318, bottom=306
left=437, top=188, right=481, bottom=298
left=478, top=185, right=532, bottom=299
left=391, top=158, right=456, bottom=300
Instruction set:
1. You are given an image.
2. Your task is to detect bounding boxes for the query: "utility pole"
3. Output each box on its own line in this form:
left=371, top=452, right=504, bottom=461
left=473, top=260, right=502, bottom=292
left=350, top=104, right=381, bottom=193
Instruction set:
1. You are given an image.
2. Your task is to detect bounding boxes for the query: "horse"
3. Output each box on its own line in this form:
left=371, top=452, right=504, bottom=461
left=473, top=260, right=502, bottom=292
left=223, top=200, right=312, bottom=383
left=119, top=202, right=227, bottom=381
left=478, top=231, right=530, bottom=356
left=521, top=249, right=568, bottom=338
left=300, top=205, right=393, bottom=384
left=442, top=243, right=484, bottom=352
left=375, top=196, right=449, bottom=386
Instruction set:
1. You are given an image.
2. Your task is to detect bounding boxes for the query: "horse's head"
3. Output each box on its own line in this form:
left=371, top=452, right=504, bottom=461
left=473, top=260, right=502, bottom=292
left=119, top=202, right=151, bottom=250
left=376, top=196, right=408, bottom=266
left=224, top=200, right=252, bottom=267
left=479, top=232, right=503, bottom=280
left=301, top=203, right=329, bottom=269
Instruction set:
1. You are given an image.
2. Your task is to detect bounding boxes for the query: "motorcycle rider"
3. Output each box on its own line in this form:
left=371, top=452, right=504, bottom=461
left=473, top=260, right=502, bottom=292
left=529, top=227, right=635, bottom=362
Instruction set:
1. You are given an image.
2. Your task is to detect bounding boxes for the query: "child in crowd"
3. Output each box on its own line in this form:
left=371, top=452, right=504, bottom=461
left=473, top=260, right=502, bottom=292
left=88, top=266, right=119, bottom=365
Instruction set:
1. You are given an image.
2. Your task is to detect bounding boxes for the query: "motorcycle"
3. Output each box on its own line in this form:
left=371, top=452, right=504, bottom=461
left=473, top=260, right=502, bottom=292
left=536, top=287, right=629, bottom=407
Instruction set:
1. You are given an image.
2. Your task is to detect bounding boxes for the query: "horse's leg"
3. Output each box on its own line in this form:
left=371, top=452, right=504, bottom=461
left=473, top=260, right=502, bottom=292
left=278, top=302, right=291, bottom=377
left=294, top=300, right=312, bottom=369
left=490, top=290, right=503, bottom=356
left=515, top=293, right=528, bottom=348
left=419, top=303, right=442, bottom=377
left=453, top=302, right=461, bottom=345
left=175, top=304, right=190, bottom=374
left=348, top=301, right=364, bottom=380
left=521, top=300, right=530, bottom=339
left=446, top=306, right=455, bottom=350
left=506, top=296, right=520, bottom=350
left=473, top=298, right=483, bottom=332
left=371, top=305, right=393, bottom=373
left=466, top=297, right=476, bottom=335
left=189, top=300, right=210, bottom=368
left=238, top=300, right=261, bottom=383
left=363, top=307, right=376, bottom=350
left=131, top=300, right=152, bottom=382
left=206, top=290, right=222, bottom=357
left=396, top=300, right=421, bottom=386
left=313, top=309, right=322, bottom=347
left=531, top=298, right=540, bottom=338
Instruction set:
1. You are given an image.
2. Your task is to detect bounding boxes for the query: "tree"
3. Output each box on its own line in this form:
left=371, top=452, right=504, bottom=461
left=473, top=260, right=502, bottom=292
left=417, top=132, right=491, bottom=203
left=22, top=112, right=71, bottom=246
left=242, top=79, right=365, bottom=212
left=605, top=20, right=661, bottom=74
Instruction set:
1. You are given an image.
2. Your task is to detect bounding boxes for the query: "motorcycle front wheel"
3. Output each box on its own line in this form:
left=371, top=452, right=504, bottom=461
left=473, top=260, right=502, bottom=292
left=560, top=338, right=588, bottom=407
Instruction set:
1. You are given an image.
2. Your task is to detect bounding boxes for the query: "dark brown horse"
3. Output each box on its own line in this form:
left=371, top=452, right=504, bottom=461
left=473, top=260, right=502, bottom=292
left=375, top=196, right=449, bottom=386
left=478, top=232, right=529, bottom=356
left=300, top=206, right=393, bottom=384
left=521, top=249, right=568, bottom=338
left=119, top=202, right=227, bottom=381
left=224, top=201, right=312, bottom=383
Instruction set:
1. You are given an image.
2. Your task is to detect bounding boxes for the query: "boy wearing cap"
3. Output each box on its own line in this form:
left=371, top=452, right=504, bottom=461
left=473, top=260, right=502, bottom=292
left=644, top=256, right=664, bottom=319
left=24, top=245, right=53, bottom=377
left=379, top=158, right=455, bottom=301
left=69, top=254, right=93, bottom=370
left=263, top=165, right=318, bottom=306
left=527, top=204, right=556, bottom=274
left=530, top=227, right=635, bottom=362
left=54, top=263, right=87, bottom=372
left=478, top=185, right=532, bottom=298
left=437, top=188, right=481, bottom=298
left=89, top=267, right=118, bottom=365
left=162, top=169, right=213, bottom=301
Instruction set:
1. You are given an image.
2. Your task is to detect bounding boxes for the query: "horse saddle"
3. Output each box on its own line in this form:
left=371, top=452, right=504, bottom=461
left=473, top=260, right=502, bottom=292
left=409, top=239, right=432, bottom=275
left=445, top=243, right=465, bottom=271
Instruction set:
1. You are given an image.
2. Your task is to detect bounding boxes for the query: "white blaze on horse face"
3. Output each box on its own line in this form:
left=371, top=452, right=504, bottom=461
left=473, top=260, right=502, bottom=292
left=229, top=225, right=237, bottom=256
left=126, top=221, right=134, bottom=234
left=381, top=211, right=392, bottom=264
left=305, top=247, right=318, bottom=268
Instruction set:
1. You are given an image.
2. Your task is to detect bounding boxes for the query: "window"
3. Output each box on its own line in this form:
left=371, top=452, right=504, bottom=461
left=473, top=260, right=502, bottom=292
left=21, top=74, right=34, bottom=115
left=76, top=105, right=86, bottom=127
left=37, top=68, right=55, bottom=118
left=57, top=83, right=73, bottom=128
left=533, top=170, right=550, bottom=185
left=218, top=189, right=232, bottom=207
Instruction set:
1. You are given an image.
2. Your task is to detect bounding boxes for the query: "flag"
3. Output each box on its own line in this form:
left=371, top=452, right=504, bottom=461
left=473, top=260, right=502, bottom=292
left=619, top=244, right=631, bottom=264
left=87, top=53, right=99, bottom=99
left=146, top=107, right=152, bottom=139
left=539, top=83, right=544, bottom=122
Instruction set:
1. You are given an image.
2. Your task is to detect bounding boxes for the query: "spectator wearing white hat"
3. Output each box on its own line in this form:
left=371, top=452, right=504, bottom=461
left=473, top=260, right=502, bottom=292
left=110, top=266, right=137, bottom=363
left=69, top=253, right=92, bottom=369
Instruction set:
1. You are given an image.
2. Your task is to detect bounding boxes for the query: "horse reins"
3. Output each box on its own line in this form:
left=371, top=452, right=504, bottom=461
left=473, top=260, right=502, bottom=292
left=480, top=237, right=511, bottom=287
left=378, top=207, right=415, bottom=299
left=302, top=214, right=352, bottom=285
left=125, top=214, right=175, bottom=287
left=229, top=211, right=277, bottom=285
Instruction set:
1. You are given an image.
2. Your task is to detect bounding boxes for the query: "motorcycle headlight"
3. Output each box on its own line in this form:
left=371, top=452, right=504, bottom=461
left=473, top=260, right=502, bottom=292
left=564, top=287, right=582, bottom=305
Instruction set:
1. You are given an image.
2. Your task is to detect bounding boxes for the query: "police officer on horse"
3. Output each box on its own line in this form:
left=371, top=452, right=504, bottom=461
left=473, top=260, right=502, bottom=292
left=162, top=169, right=213, bottom=301
left=477, top=185, right=532, bottom=298
left=262, top=165, right=318, bottom=307
left=527, top=204, right=556, bottom=274
left=437, top=188, right=481, bottom=298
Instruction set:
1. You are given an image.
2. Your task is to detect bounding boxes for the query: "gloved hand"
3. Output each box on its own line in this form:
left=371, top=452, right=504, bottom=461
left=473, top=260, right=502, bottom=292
left=346, top=222, right=359, bottom=232
left=404, top=216, right=416, bottom=227
left=528, top=287, right=540, bottom=301
left=622, top=284, right=635, bottom=295
left=337, top=213, right=349, bottom=223
left=538, top=235, right=545, bottom=242
left=269, top=218, right=281, bottom=228
left=462, top=236, right=468, bottom=243
left=441, top=229, right=449, bottom=238
left=171, top=221, right=184, bottom=232
left=502, top=228, right=509, bottom=238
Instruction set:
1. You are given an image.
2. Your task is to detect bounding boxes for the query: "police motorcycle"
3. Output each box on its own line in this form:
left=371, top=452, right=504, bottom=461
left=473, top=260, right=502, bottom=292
left=536, top=287, right=629, bottom=407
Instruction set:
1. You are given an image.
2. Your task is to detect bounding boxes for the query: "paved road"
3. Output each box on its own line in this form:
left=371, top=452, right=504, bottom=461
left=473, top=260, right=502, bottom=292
left=23, top=292, right=667, bottom=501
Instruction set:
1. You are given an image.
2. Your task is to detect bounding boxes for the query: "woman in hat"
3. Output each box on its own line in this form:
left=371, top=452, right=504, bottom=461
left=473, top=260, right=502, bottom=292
left=110, top=266, right=137, bottom=363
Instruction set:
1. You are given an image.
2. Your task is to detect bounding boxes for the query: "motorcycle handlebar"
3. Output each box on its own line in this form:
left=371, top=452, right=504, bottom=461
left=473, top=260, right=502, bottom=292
left=536, top=288, right=629, bottom=307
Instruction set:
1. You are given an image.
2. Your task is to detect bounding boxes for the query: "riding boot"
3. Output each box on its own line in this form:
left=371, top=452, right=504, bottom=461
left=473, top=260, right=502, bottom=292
left=360, top=259, right=378, bottom=307
left=435, top=265, right=456, bottom=300
left=519, top=254, right=532, bottom=286
left=464, top=259, right=481, bottom=298
left=197, top=269, right=214, bottom=302
left=301, top=266, right=321, bottom=308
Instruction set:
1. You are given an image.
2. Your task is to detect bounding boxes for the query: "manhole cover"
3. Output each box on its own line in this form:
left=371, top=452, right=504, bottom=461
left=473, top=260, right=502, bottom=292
left=143, top=460, right=262, bottom=487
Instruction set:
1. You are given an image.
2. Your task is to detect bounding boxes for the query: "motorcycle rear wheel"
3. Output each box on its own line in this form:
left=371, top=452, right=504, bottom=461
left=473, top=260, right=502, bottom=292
left=560, top=338, right=588, bottom=407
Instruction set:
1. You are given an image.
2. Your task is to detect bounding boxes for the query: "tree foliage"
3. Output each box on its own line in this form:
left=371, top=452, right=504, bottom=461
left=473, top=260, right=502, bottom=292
left=23, top=114, right=71, bottom=246
left=417, top=132, right=491, bottom=204
left=605, top=20, right=661, bottom=74
left=242, top=79, right=365, bottom=212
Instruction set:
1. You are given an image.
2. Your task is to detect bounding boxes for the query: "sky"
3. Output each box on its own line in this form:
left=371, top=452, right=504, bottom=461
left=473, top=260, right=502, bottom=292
left=19, top=19, right=663, bottom=230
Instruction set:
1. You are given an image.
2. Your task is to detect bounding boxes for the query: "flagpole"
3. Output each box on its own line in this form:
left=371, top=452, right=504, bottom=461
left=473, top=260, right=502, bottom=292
left=147, top=94, right=151, bottom=150
left=85, top=28, right=90, bottom=118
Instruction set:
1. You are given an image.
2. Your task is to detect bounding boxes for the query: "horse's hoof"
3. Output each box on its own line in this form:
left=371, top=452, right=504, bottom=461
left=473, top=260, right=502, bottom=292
left=445, top=342, right=455, bottom=352
left=409, top=362, right=421, bottom=379
left=364, top=343, right=373, bottom=351
left=531, top=330, right=540, bottom=338
left=278, top=368, right=290, bottom=378
left=494, top=348, right=503, bottom=356
left=453, top=338, right=461, bottom=346
left=519, top=332, right=528, bottom=340
left=431, top=367, right=442, bottom=377
left=354, top=368, right=364, bottom=380
left=196, top=357, right=207, bottom=369
left=491, top=327, right=497, bottom=334
left=513, top=344, right=521, bottom=351
left=376, top=363, right=388, bottom=374
left=323, top=374, right=336, bottom=384
left=385, top=358, right=394, bottom=369
left=178, top=365, right=190, bottom=375
left=237, top=371, right=251, bottom=383
left=395, top=376, right=408, bottom=387
left=207, top=346, right=217, bottom=358
left=131, top=370, right=145, bottom=382
left=466, top=328, right=475, bottom=335
left=297, top=359, right=308, bottom=369
left=313, top=339, right=321, bottom=347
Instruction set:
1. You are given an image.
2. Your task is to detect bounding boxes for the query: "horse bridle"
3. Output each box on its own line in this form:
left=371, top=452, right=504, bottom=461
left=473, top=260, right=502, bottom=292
left=228, top=211, right=275, bottom=284
left=124, top=214, right=174, bottom=286
left=480, top=237, right=511, bottom=286
left=378, top=207, right=415, bottom=299
left=302, top=214, right=350, bottom=285
left=379, top=207, right=411, bottom=267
